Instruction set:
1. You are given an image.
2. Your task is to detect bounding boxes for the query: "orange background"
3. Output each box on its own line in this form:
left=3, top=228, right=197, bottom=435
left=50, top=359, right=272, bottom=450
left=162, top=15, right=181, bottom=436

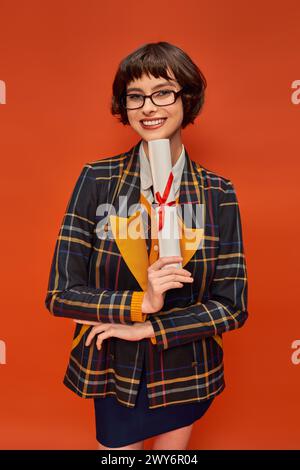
left=0, top=0, right=299, bottom=450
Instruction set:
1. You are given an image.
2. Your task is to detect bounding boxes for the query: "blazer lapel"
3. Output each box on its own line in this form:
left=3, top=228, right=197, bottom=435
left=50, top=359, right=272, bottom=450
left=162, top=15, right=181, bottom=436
left=108, top=141, right=149, bottom=291
left=177, top=144, right=205, bottom=266
left=108, top=140, right=204, bottom=291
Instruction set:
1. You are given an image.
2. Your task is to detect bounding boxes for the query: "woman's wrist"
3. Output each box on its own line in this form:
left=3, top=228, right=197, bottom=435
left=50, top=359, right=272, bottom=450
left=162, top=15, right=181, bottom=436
left=141, top=291, right=152, bottom=313
left=133, top=319, right=156, bottom=340
left=143, top=320, right=156, bottom=340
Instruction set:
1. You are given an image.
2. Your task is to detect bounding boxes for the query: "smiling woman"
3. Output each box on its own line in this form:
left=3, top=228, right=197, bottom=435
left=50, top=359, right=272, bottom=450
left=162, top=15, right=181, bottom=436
left=111, top=42, right=206, bottom=129
left=45, top=41, right=248, bottom=451
left=111, top=42, right=206, bottom=167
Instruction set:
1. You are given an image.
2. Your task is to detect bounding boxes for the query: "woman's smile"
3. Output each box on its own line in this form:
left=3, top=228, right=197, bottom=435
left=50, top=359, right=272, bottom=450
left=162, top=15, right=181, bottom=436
left=140, top=117, right=167, bottom=130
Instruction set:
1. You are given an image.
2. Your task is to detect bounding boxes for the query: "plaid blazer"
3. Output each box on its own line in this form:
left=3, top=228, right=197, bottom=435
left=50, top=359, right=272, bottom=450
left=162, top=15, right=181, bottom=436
left=45, top=138, right=248, bottom=409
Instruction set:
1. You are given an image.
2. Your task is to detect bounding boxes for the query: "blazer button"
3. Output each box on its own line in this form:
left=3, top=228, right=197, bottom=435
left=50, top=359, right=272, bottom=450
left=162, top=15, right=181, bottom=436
left=154, top=244, right=159, bottom=251
left=110, top=353, right=114, bottom=359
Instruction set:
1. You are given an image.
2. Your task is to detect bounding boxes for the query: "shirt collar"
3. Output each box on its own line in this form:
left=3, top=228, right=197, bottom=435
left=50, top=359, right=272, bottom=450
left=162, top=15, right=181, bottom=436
left=139, top=140, right=185, bottom=194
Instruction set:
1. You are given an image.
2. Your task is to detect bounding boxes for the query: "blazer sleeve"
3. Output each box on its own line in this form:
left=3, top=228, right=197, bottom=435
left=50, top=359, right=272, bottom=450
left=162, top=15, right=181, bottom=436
left=148, top=180, right=248, bottom=350
left=44, top=164, right=145, bottom=324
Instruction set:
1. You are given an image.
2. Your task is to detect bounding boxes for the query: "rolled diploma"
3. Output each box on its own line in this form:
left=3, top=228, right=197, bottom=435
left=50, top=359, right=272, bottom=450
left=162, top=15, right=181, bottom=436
left=148, top=139, right=182, bottom=269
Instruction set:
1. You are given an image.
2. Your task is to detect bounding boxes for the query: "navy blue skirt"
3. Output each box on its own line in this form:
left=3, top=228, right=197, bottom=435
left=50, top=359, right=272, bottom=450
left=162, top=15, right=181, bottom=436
left=93, top=357, right=215, bottom=448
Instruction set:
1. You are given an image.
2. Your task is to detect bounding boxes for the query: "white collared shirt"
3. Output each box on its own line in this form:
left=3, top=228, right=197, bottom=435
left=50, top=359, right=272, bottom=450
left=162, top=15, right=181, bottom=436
left=138, top=140, right=185, bottom=204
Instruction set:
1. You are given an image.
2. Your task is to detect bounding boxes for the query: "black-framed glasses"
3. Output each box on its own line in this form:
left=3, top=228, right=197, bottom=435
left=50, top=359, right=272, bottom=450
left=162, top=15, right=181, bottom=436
left=123, top=88, right=184, bottom=110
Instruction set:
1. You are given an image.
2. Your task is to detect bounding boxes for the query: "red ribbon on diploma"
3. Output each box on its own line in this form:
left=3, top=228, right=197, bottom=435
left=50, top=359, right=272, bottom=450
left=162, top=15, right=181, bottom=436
left=155, top=171, right=176, bottom=232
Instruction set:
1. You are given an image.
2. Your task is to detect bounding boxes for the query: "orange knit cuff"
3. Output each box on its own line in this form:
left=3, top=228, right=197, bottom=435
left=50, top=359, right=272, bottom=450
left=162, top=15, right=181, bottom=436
left=130, top=291, right=147, bottom=322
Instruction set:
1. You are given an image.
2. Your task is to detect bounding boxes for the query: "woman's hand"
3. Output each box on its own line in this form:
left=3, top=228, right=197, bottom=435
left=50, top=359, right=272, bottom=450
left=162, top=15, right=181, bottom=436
left=142, top=256, right=194, bottom=314
left=73, top=319, right=155, bottom=350
left=73, top=255, right=193, bottom=348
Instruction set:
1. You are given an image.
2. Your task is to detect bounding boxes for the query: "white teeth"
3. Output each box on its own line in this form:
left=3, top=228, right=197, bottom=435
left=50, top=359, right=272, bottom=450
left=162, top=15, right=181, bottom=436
left=141, top=119, right=165, bottom=126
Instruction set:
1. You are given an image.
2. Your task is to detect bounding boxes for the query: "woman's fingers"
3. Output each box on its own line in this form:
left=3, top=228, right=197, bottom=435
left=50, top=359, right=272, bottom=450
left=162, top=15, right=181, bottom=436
left=73, top=319, right=101, bottom=325
left=151, top=268, right=192, bottom=278
left=159, top=282, right=185, bottom=292
left=155, top=274, right=194, bottom=285
left=149, top=256, right=183, bottom=272
left=85, top=324, right=111, bottom=346
left=96, top=330, right=111, bottom=350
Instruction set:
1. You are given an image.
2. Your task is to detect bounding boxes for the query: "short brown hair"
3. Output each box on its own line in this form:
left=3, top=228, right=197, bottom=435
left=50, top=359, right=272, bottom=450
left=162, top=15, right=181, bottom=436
left=111, top=41, right=207, bottom=129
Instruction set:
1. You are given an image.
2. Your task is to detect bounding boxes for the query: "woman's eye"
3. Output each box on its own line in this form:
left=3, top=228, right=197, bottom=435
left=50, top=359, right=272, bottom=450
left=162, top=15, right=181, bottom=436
left=157, top=90, right=172, bottom=96
left=129, top=94, right=141, bottom=100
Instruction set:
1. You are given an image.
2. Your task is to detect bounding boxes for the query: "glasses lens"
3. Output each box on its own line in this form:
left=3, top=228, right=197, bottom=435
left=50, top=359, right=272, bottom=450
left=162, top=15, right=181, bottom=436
left=152, top=90, right=176, bottom=106
left=125, top=94, right=144, bottom=109
left=125, top=90, right=177, bottom=109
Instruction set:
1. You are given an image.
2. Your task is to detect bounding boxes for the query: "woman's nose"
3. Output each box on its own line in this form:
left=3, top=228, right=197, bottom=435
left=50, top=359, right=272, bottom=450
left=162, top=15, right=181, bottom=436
left=142, top=96, right=158, bottom=112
